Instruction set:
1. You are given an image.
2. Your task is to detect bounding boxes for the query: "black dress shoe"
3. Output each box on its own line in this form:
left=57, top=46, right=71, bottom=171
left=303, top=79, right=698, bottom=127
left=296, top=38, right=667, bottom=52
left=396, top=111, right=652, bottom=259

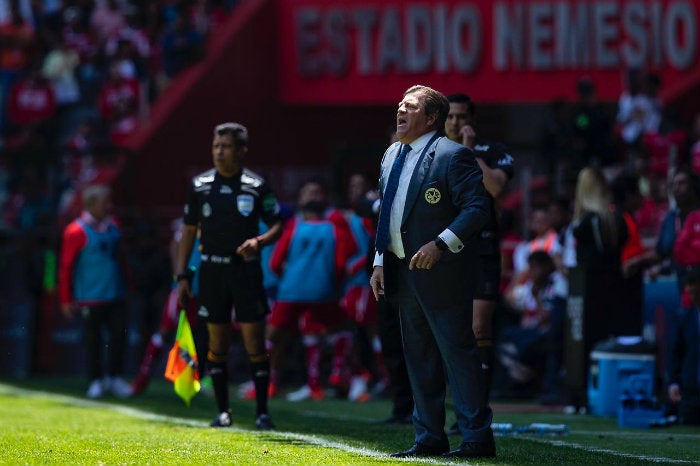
left=391, top=443, right=449, bottom=458
left=442, top=440, right=496, bottom=458
left=372, top=414, right=412, bottom=424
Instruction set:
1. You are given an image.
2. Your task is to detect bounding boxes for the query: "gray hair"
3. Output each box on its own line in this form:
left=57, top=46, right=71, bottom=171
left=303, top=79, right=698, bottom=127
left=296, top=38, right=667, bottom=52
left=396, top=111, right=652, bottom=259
left=82, top=184, right=111, bottom=208
left=404, top=85, right=449, bottom=132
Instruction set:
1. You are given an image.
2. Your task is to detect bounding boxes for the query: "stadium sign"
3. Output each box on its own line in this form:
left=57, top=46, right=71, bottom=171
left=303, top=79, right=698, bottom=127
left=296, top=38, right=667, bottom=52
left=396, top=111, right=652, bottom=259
left=279, top=0, right=699, bottom=104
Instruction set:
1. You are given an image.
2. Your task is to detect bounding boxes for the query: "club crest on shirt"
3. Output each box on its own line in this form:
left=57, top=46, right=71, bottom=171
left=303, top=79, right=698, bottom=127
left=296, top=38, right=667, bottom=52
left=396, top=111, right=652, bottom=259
left=237, top=194, right=254, bottom=216
left=425, top=188, right=441, bottom=204
left=202, top=202, right=212, bottom=217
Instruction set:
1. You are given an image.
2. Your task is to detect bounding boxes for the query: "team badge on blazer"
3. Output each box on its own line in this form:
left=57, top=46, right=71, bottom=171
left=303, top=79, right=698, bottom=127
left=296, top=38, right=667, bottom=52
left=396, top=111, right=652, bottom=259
left=425, top=187, right=441, bottom=204
left=237, top=194, right=254, bottom=216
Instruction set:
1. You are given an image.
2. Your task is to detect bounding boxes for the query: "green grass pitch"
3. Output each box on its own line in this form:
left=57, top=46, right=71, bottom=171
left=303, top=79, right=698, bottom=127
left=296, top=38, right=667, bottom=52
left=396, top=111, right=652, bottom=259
left=1, top=378, right=698, bottom=465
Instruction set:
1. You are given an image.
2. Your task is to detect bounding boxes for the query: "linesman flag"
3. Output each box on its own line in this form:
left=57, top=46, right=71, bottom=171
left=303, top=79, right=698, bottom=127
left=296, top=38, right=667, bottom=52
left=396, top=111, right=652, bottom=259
left=164, top=310, right=200, bottom=405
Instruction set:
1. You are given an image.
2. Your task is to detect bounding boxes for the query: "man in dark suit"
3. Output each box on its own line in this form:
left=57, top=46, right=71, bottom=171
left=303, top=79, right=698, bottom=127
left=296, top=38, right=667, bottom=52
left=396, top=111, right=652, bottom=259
left=369, top=85, right=495, bottom=458
left=667, top=266, right=700, bottom=425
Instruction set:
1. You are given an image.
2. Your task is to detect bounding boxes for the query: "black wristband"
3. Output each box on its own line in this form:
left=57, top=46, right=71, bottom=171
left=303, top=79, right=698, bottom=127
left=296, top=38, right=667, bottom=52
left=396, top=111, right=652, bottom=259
left=175, top=267, right=195, bottom=283
left=434, top=237, right=448, bottom=252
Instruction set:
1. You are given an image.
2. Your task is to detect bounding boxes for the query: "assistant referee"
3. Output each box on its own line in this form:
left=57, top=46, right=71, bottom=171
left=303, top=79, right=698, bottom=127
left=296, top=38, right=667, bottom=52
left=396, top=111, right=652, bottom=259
left=176, top=122, right=283, bottom=430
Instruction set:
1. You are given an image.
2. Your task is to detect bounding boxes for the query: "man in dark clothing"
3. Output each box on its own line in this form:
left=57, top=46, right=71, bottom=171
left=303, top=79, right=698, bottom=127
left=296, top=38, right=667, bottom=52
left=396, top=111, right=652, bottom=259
left=176, top=122, right=282, bottom=430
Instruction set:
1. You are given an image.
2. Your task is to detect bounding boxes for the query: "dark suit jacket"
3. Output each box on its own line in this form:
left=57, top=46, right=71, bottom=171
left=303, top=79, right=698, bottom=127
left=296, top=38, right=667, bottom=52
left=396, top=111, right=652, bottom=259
left=379, top=134, right=490, bottom=307
left=668, top=306, right=700, bottom=397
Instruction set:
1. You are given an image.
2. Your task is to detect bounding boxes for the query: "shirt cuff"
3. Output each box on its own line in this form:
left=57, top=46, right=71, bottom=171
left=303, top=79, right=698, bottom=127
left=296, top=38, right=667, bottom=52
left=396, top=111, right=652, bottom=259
left=373, top=252, right=383, bottom=267
left=439, top=229, right=464, bottom=253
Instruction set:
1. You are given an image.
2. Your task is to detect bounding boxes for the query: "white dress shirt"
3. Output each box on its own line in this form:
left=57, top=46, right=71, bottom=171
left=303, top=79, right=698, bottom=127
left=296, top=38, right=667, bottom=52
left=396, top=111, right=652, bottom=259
left=387, top=131, right=436, bottom=258
left=375, top=130, right=456, bottom=267
left=373, top=131, right=467, bottom=268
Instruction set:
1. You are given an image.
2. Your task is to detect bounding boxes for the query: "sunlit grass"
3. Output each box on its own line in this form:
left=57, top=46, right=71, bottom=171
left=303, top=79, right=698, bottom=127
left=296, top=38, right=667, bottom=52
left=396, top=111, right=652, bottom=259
left=1, top=378, right=698, bottom=465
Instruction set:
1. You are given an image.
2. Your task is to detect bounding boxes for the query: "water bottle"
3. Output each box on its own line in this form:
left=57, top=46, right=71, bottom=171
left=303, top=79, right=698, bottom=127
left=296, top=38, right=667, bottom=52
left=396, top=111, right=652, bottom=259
left=519, top=423, right=569, bottom=435
left=491, top=423, right=514, bottom=436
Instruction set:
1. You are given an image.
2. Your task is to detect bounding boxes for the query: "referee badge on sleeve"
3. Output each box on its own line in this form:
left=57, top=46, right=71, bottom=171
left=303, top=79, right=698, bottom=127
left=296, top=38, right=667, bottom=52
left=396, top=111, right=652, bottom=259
left=237, top=194, right=254, bottom=216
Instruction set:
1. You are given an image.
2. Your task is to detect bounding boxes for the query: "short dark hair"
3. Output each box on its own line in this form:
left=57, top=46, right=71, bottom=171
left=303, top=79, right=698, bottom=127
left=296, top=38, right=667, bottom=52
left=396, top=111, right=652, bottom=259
left=528, top=250, right=554, bottom=268
left=214, top=122, right=248, bottom=147
left=673, top=166, right=700, bottom=199
left=299, top=175, right=329, bottom=195
left=446, top=93, right=476, bottom=118
left=612, top=173, right=640, bottom=204
left=404, top=85, right=449, bottom=133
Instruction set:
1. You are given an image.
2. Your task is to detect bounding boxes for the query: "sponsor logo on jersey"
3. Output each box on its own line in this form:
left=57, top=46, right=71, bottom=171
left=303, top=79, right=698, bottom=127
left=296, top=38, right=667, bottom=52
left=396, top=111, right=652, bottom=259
left=237, top=194, right=254, bottom=216
left=198, top=305, right=209, bottom=318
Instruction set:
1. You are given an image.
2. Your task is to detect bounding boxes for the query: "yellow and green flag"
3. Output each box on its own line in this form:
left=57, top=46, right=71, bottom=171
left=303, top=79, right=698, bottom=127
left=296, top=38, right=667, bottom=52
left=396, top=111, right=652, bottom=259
left=164, top=311, right=200, bottom=405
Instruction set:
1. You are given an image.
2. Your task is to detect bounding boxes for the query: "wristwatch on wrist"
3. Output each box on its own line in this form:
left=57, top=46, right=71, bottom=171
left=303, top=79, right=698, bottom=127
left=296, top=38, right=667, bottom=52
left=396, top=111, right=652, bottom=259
left=434, top=237, right=448, bottom=252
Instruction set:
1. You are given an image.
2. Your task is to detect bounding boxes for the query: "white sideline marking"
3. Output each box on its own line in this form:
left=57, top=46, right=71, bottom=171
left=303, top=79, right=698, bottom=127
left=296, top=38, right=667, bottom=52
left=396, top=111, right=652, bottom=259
left=303, top=410, right=700, bottom=441
left=300, top=410, right=698, bottom=464
left=524, top=437, right=696, bottom=464
left=0, top=384, right=443, bottom=464
left=1, top=384, right=695, bottom=464
left=569, top=430, right=700, bottom=441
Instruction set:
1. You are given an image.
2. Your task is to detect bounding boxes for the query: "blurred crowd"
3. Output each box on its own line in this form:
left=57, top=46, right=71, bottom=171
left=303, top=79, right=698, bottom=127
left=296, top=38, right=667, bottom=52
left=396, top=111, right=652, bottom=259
left=0, top=0, right=238, bottom=237
left=492, top=71, right=700, bottom=412
left=0, top=0, right=238, bottom=374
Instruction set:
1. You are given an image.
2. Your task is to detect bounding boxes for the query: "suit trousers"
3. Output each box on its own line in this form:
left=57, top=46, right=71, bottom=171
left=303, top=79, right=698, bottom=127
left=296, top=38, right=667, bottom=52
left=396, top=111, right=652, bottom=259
left=377, top=295, right=414, bottom=418
left=393, top=258, right=492, bottom=445
left=82, top=301, right=127, bottom=380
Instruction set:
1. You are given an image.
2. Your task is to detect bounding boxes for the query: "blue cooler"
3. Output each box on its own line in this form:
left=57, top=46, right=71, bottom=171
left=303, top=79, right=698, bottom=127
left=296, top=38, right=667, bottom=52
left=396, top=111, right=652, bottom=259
left=587, top=337, right=656, bottom=417
left=617, top=382, right=665, bottom=428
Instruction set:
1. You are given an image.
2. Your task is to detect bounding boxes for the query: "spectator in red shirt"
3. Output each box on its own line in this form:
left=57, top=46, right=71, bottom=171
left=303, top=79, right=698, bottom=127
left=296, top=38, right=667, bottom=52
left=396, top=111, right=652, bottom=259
left=90, top=0, right=126, bottom=43
left=0, top=2, right=35, bottom=72
left=674, top=208, right=700, bottom=269
left=6, top=67, right=57, bottom=129
left=97, top=61, right=140, bottom=147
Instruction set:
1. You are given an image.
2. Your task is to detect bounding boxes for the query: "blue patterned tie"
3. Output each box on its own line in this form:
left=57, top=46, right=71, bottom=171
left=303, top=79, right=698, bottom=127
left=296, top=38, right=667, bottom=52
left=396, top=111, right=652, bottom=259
left=375, top=144, right=411, bottom=255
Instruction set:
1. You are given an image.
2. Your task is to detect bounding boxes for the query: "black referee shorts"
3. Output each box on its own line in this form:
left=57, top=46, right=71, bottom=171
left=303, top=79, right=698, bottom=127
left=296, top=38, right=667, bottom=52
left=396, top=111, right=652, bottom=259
left=197, top=256, right=269, bottom=324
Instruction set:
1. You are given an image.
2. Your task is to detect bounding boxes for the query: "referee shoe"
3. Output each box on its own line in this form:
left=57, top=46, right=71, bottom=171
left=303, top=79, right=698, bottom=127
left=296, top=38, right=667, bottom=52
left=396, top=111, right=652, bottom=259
left=211, top=410, right=232, bottom=427
left=255, top=413, right=275, bottom=430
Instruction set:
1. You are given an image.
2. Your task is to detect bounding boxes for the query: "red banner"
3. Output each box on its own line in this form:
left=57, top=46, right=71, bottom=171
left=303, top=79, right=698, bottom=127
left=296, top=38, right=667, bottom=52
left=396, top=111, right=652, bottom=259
left=279, top=0, right=700, bottom=104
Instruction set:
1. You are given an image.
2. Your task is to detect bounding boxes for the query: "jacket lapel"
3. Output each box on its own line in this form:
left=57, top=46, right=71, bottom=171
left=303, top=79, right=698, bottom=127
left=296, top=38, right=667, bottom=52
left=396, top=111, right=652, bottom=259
left=401, top=138, right=437, bottom=226
left=380, top=144, right=401, bottom=196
